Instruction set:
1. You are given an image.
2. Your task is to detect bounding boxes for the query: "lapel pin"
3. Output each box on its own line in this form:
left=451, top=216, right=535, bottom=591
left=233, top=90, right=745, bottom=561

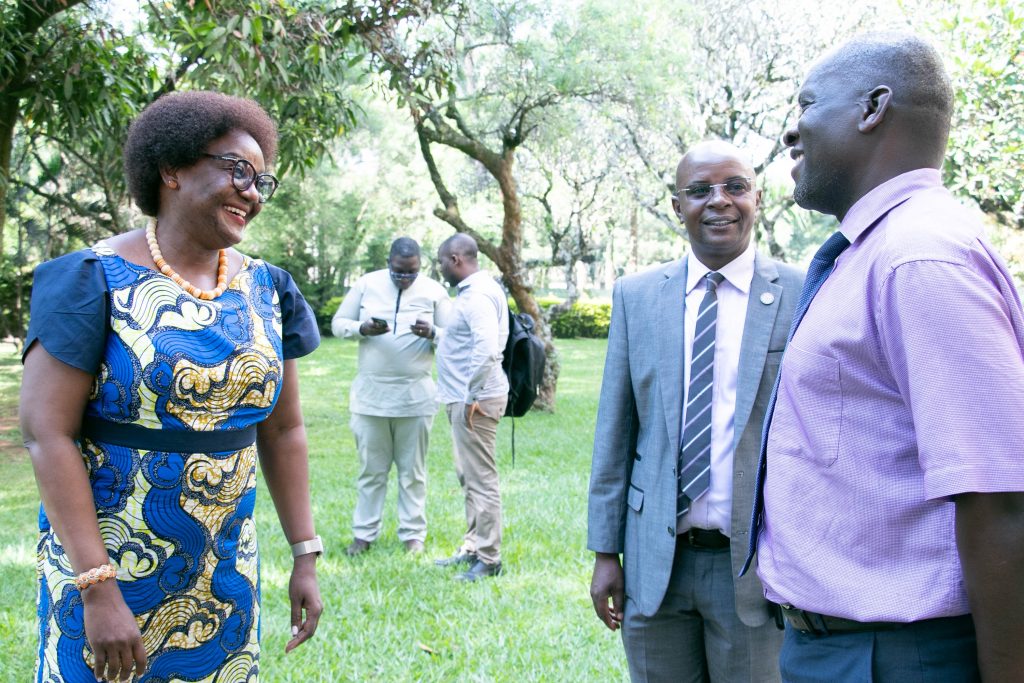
left=760, top=292, right=775, bottom=305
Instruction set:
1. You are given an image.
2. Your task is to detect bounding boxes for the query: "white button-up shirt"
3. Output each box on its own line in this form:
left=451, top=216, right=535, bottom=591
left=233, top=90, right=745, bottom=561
left=436, top=270, right=510, bottom=404
left=332, top=268, right=451, bottom=417
left=679, top=242, right=755, bottom=536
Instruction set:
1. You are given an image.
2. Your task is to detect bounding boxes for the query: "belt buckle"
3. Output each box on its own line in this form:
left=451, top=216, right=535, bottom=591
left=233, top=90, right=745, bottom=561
left=782, top=605, right=829, bottom=636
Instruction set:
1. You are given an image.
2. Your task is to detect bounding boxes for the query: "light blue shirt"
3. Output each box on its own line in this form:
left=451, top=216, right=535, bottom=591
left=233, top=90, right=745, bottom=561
left=436, top=270, right=509, bottom=404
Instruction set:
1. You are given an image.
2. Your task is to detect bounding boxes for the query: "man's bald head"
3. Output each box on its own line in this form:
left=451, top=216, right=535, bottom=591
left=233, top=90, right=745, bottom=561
left=676, top=140, right=757, bottom=191
left=785, top=32, right=954, bottom=219
left=812, top=31, right=954, bottom=148
left=439, top=233, right=479, bottom=262
left=437, top=233, right=480, bottom=286
left=671, top=139, right=762, bottom=271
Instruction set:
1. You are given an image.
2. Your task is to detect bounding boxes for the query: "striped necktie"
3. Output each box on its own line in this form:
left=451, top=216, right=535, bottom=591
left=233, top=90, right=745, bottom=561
left=741, top=231, right=851, bottom=574
left=678, top=271, right=725, bottom=521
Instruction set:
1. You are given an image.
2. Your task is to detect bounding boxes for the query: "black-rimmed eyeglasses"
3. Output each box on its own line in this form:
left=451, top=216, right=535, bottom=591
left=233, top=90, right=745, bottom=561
left=203, top=154, right=279, bottom=203
left=676, top=177, right=753, bottom=201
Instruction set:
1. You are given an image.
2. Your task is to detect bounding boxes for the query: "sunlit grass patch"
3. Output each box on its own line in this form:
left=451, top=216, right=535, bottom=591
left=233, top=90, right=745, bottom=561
left=0, top=337, right=627, bottom=681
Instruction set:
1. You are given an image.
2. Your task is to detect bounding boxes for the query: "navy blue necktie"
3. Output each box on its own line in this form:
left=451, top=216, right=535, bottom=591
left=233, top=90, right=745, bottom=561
left=740, top=231, right=851, bottom=574
left=678, top=272, right=725, bottom=522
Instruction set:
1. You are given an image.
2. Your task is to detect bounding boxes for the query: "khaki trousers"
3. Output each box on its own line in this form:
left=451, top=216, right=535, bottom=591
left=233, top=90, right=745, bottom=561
left=445, top=396, right=506, bottom=564
left=350, top=413, right=434, bottom=543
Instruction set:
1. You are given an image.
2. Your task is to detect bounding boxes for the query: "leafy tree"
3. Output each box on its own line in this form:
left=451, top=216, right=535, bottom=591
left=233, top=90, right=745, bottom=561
left=250, top=175, right=372, bottom=311
left=601, top=0, right=882, bottom=262
left=362, top=0, right=647, bottom=409
left=916, top=0, right=1024, bottom=230
left=1, top=0, right=445, bottom=258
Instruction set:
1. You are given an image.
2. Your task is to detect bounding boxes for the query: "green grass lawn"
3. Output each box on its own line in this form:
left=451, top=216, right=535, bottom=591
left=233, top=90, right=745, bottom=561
left=0, top=337, right=628, bottom=682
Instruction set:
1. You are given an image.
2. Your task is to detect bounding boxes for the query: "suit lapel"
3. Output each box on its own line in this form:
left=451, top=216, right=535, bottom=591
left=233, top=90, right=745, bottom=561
left=658, top=259, right=688, bottom=452
left=733, top=252, right=782, bottom=449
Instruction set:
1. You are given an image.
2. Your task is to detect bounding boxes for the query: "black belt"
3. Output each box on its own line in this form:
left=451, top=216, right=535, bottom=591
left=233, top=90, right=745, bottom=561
left=778, top=604, right=907, bottom=635
left=678, top=527, right=731, bottom=550
left=80, top=417, right=257, bottom=453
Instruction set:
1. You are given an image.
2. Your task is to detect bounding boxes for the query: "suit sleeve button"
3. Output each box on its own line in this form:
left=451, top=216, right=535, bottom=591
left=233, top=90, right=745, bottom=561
left=667, top=526, right=674, bottom=536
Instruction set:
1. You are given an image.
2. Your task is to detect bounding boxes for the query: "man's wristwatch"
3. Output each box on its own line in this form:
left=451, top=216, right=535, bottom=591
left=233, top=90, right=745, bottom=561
left=291, top=535, right=324, bottom=558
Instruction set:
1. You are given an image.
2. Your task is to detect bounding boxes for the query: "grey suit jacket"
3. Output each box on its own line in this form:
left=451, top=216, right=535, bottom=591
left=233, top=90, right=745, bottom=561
left=587, top=251, right=804, bottom=624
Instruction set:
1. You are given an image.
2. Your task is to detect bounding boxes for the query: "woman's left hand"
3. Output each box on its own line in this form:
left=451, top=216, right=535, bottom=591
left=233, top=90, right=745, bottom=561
left=285, top=554, right=322, bottom=653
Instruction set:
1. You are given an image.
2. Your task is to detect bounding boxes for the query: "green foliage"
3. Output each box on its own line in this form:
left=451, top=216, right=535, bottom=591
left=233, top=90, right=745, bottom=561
left=0, top=257, right=26, bottom=339
left=317, top=295, right=344, bottom=333
left=361, top=232, right=392, bottom=274
left=924, top=0, right=1024, bottom=229
left=510, top=296, right=611, bottom=338
left=4, top=3, right=157, bottom=237
left=248, top=171, right=372, bottom=314
left=144, top=0, right=370, bottom=177
left=0, top=338, right=628, bottom=681
left=546, top=301, right=611, bottom=339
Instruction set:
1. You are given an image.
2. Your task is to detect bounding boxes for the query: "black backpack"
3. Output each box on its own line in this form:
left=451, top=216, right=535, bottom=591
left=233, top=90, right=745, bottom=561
left=501, top=309, right=546, bottom=418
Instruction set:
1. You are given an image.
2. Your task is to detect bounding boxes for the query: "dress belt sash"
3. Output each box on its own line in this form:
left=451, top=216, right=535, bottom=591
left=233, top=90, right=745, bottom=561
left=80, top=417, right=258, bottom=453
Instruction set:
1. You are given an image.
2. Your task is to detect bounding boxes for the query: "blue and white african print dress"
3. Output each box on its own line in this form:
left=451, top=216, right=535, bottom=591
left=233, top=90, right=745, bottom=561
left=27, top=242, right=319, bottom=682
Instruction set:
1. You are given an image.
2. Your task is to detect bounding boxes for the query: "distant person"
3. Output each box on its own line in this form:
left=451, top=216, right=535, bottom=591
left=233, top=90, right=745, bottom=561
left=20, top=90, right=323, bottom=682
left=589, top=140, right=803, bottom=682
left=433, top=233, right=509, bottom=582
left=332, top=237, right=451, bottom=555
left=746, top=32, right=1024, bottom=681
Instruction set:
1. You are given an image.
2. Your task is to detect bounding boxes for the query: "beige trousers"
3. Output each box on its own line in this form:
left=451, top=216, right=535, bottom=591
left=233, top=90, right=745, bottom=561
left=445, top=396, right=506, bottom=564
left=350, top=413, right=434, bottom=543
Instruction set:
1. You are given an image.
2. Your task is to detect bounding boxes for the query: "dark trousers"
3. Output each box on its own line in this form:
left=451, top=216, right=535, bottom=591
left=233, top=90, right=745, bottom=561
left=621, top=543, right=782, bottom=682
left=779, top=614, right=979, bottom=682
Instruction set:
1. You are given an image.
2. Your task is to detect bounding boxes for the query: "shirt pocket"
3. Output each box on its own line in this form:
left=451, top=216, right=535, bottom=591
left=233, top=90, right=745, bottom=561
left=769, top=345, right=842, bottom=467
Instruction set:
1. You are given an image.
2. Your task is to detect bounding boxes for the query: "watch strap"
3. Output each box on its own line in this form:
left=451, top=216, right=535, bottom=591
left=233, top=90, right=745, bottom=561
left=291, top=535, right=324, bottom=558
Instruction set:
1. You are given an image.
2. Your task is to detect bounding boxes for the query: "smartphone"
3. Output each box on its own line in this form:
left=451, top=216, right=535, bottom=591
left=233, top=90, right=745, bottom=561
left=371, top=317, right=388, bottom=327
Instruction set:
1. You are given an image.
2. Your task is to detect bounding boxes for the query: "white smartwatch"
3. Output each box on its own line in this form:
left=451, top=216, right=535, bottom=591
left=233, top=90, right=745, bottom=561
left=290, top=535, right=324, bottom=558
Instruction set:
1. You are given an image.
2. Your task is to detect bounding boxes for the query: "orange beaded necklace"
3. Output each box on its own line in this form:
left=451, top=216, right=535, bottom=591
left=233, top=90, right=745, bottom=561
left=146, top=220, right=228, bottom=300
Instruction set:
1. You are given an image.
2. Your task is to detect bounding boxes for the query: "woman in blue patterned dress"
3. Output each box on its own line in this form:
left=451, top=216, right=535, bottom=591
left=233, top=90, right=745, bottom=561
left=20, top=91, right=324, bottom=682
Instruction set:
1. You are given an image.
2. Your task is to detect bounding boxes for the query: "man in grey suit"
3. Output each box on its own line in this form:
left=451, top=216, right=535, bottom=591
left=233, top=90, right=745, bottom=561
left=588, top=140, right=803, bottom=682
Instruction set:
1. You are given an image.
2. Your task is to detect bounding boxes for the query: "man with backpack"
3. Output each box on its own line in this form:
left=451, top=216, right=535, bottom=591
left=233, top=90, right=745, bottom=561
left=434, top=233, right=510, bottom=582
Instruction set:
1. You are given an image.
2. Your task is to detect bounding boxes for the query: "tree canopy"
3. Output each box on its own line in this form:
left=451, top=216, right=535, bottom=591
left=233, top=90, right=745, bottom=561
left=3, top=0, right=1022, bottom=408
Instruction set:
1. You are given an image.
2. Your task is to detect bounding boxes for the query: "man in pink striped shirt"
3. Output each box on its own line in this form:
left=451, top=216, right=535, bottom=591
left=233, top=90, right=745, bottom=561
left=752, top=32, right=1024, bottom=681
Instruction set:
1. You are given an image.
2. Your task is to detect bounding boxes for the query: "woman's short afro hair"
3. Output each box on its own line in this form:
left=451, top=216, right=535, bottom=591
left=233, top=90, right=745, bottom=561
left=124, top=90, right=278, bottom=216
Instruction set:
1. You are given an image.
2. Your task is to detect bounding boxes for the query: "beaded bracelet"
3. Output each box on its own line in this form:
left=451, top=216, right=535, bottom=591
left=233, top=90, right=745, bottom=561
left=74, top=564, right=118, bottom=592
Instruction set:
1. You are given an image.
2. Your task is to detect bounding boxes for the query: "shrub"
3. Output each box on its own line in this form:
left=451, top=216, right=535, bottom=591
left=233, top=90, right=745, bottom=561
left=548, top=301, right=611, bottom=338
left=507, top=296, right=613, bottom=338
left=317, top=295, right=344, bottom=334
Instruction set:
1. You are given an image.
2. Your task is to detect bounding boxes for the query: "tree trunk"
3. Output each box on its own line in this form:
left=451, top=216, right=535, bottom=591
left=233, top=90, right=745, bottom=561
left=502, top=264, right=560, bottom=413
left=413, top=111, right=561, bottom=410
left=492, top=156, right=561, bottom=412
left=758, top=209, right=788, bottom=261
left=0, top=95, right=19, bottom=260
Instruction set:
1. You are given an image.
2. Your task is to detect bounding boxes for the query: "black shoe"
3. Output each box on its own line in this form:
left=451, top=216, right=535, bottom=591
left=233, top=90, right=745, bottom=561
left=434, top=550, right=477, bottom=567
left=454, top=560, right=502, bottom=582
left=345, top=538, right=372, bottom=556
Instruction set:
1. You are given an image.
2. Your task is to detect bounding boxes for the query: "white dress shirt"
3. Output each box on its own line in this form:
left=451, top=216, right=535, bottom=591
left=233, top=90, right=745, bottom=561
left=436, top=270, right=510, bottom=404
left=332, top=269, right=452, bottom=417
left=679, top=242, right=755, bottom=536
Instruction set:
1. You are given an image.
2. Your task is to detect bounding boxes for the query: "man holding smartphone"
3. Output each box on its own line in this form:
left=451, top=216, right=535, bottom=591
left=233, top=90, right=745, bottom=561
left=332, top=237, right=451, bottom=556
